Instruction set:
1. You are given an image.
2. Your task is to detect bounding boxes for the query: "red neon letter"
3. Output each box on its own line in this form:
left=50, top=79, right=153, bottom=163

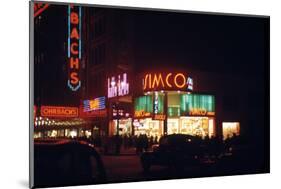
left=70, top=27, right=79, bottom=39
left=165, top=73, right=172, bottom=88
left=70, top=57, right=79, bottom=69
left=152, top=74, right=165, bottom=88
left=70, top=12, right=79, bottom=24
left=70, top=72, right=79, bottom=84
left=70, top=43, right=78, bottom=55
left=174, top=73, right=186, bottom=88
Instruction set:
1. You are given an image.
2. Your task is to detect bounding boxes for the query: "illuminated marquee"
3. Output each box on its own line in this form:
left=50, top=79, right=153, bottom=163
left=67, top=5, right=82, bottom=91
left=143, top=73, right=193, bottom=91
left=41, top=106, right=78, bottom=118
left=108, top=73, right=129, bottom=98
left=83, top=97, right=106, bottom=112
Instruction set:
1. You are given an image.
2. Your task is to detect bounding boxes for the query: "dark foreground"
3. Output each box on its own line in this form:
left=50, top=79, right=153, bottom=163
left=100, top=147, right=266, bottom=183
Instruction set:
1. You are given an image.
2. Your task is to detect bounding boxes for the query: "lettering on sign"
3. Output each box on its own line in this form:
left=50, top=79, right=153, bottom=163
left=134, top=110, right=151, bottom=118
left=153, top=114, right=166, bottom=120
left=41, top=106, right=78, bottom=118
left=67, top=5, right=82, bottom=91
left=143, top=73, right=193, bottom=91
left=189, top=108, right=215, bottom=116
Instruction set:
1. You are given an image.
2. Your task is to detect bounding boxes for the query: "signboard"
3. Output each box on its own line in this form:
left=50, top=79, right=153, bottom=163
left=83, top=97, right=106, bottom=112
left=108, top=73, right=129, bottom=98
left=152, top=91, right=166, bottom=120
left=67, top=5, right=82, bottom=91
left=180, top=94, right=215, bottom=116
left=34, top=3, right=50, bottom=18
left=143, top=72, right=193, bottom=92
left=154, top=114, right=166, bottom=120
left=134, top=95, right=153, bottom=118
left=41, top=106, right=78, bottom=118
left=134, top=110, right=151, bottom=118
left=80, top=109, right=107, bottom=118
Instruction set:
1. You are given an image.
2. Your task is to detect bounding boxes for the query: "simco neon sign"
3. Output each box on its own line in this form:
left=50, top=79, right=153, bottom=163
left=67, top=5, right=82, bottom=91
left=143, top=73, right=193, bottom=91
left=108, top=73, right=129, bottom=98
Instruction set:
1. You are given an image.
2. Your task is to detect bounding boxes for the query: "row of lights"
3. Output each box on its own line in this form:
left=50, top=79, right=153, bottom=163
left=34, top=117, right=87, bottom=127
left=144, top=91, right=191, bottom=95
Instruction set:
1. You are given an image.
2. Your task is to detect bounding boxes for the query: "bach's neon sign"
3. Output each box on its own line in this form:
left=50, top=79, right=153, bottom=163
left=67, top=5, right=82, bottom=91
left=143, top=73, right=193, bottom=91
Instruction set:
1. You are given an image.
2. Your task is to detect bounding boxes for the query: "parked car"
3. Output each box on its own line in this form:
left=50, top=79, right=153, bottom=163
left=140, top=134, right=204, bottom=172
left=34, top=139, right=107, bottom=187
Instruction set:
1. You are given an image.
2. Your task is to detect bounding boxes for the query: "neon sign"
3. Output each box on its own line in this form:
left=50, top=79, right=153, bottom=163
left=134, top=110, right=151, bottom=118
left=83, top=97, right=106, bottom=112
left=143, top=73, right=193, bottom=91
left=189, top=108, right=215, bottom=116
left=154, top=92, right=159, bottom=114
left=34, top=3, right=50, bottom=18
left=80, top=109, right=107, bottom=118
left=108, top=73, right=129, bottom=98
left=41, top=106, right=78, bottom=118
left=67, top=5, right=82, bottom=91
left=154, top=114, right=166, bottom=120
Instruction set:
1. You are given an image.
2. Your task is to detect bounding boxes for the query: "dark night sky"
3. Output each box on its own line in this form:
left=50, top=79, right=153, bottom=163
left=132, top=10, right=267, bottom=77
left=34, top=5, right=269, bottom=105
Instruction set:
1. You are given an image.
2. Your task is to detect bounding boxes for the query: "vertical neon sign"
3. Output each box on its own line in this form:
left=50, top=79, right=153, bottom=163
left=67, top=5, right=82, bottom=91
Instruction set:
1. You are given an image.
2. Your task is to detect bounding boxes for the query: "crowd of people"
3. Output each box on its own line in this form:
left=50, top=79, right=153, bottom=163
left=76, top=133, right=243, bottom=156
left=82, top=134, right=160, bottom=155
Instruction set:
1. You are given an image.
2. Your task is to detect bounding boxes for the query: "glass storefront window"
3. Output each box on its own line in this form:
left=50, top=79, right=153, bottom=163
left=46, top=130, right=58, bottom=138
left=34, top=132, right=42, bottom=138
left=112, top=118, right=132, bottom=136
left=57, top=129, right=65, bottom=137
left=180, top=117, right=210, bottom=138
left=222, top=122, right=240, bottom=140
left=167, top=119, right=179, bottom=134
left=65, top=129, right=78, bottom=138
left=134, top=118, right=162, bottom=137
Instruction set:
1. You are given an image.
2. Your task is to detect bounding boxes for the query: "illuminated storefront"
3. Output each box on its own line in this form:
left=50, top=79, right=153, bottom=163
left=132, top=72, right=216, bottom=138
left=34, top=105, right=96, bottom=139
left=134, top=92, right=215, bottom=138
left=107, top=72, right=133, bottom=136
left=222, top=122, right=240, bottom=140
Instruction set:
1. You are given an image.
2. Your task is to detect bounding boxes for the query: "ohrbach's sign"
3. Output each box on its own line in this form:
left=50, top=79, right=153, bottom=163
left=143, top=72, right=193, bottom=91
left=41, top=106, right=78, bottom=118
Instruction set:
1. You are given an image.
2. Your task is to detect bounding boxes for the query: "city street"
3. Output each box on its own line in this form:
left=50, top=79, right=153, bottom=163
left=102, top=155, right=143, bottom=182
left=100, top=147, right=212, bottom=182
